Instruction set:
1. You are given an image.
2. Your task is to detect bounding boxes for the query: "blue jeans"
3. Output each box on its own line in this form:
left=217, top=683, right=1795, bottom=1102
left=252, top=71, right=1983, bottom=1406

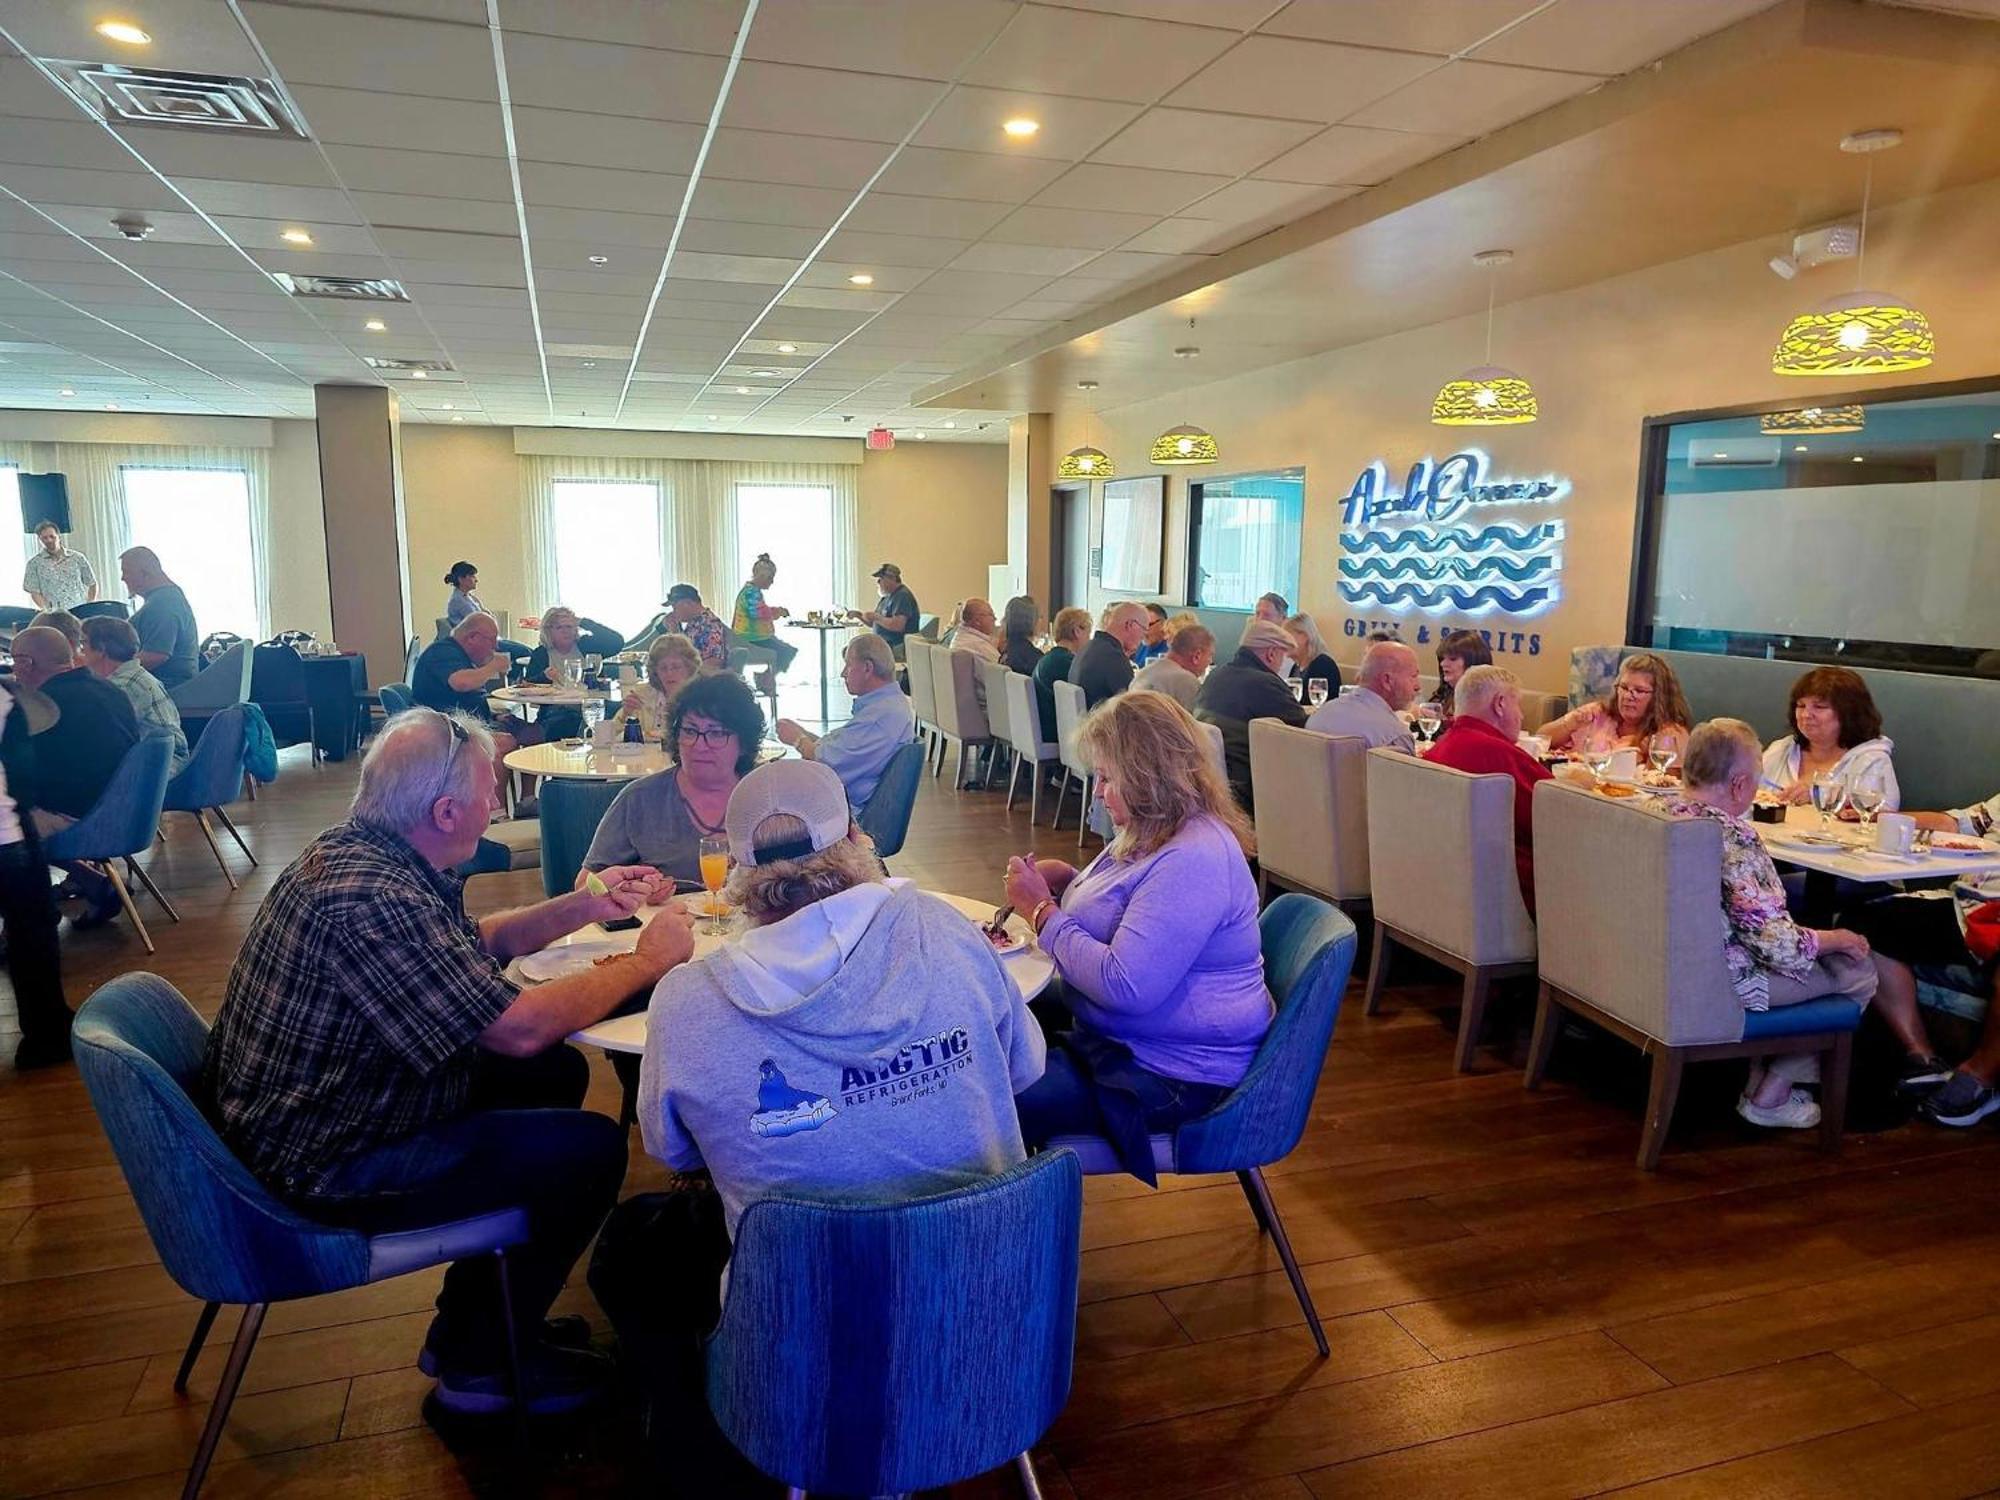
left=1015, top=1024, right=1229, bottom=1185
left=294, top=1047, right=625, bottom=1368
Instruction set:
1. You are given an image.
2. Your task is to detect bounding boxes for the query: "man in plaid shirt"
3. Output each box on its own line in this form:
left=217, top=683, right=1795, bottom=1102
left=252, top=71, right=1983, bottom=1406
left=204, top=707, right=694, bottom=1414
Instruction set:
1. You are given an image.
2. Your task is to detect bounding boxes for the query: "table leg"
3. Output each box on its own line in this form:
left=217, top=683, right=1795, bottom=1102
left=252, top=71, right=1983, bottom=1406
left=816, top=629, right=831, bottom=724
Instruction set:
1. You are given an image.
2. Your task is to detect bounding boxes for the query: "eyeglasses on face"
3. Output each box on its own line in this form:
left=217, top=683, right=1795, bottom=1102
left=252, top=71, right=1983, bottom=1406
left=677, top=722, right=737, bottom=748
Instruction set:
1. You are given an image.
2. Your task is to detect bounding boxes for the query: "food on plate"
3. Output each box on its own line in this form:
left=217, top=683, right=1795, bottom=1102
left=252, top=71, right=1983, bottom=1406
left=985, top=925, right=1023, bottom=953
left=1932, top=833, right=1992, bottom=852
left=1596, top=780, right=1639, bottom=798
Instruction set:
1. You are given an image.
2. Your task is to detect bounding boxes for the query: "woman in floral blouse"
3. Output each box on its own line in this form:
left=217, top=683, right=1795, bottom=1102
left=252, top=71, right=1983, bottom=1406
left=1668, top=718, right=1936, bottom=1129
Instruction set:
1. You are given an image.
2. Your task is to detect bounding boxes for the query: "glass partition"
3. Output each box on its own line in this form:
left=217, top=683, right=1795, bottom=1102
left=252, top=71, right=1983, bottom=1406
left=1188, top=468, right=1304, bottom=611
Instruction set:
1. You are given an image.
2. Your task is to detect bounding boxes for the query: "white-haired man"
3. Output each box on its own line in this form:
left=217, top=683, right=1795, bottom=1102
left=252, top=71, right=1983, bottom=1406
left=1194, top=615, right=1308, bottom=811
left=774, top=633, right=914, bottom=808
left=1306, top=639, right=1420, bottom=752
left=202, top=708, right=695, bottom=1416
left=1071, top=600, right=1147, bottom=708
left=1423, top=663, right=1552, bottom=914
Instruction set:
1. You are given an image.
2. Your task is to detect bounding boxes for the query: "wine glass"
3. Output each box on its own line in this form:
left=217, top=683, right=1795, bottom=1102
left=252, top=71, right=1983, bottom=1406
left=1648, top=744, right=1678, bottom=779
left=1849, top=783, right=1885, bottom=831
left=1810, top=773, right=1847, bottom=833
left=1308, top=680, right=1329, bottom=709
left=698, top=835, right=730, bottom=935
left=1288, top=677, right=1306, bottom=703
left=1584, top=748, right=1616, bottom=783
left=1414, top=703, right=1443, bottom=744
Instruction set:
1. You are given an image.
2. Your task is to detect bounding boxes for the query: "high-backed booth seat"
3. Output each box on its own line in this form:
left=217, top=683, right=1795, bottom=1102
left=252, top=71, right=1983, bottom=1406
left=1363, top=748, right=1537, bottom=1072
left=1528, top=779, right=1863, bottom=1170
left=978, top=658, right=1014, bottom=788
left=1250, top=721, right=1370, bottom=909
left=1570, top=645, right=2000, bottom=812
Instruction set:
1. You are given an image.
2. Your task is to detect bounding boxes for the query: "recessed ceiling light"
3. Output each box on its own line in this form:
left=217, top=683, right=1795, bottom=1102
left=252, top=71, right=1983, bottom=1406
left=736, top=386, right=751, bottom=394
left=1795, top=444, right=1808, bottom=451
left=588, top=254, right=608, bottom=265
left=410, top=369, right=426, bottom=379
left=59, top=387, right=75, bottom=397
left=847, top=273, right=874, bottom=286
left=95, top=20, right=151, bottom=44
left=943, top=421, right=956, bottom=428
left=104, top=401, right=119, bottom=410
left=364, top=317, right=385, bottom=331
left=451, top=415, right=464, bottom=422
left=912, top=431, right=927, bottom=439
left=441, top=401, right=454, bottom=409
left=280, top=227, right=313, bottom=246
left=776, top=343, right=798, bottom=354
left=1853, top=455, right=1864, bottom=462
left=1002, top=117, right=1040, bottom=138
left=707, top=414, right=720, bottom=421
left=752, top=368, right=780, bottom=377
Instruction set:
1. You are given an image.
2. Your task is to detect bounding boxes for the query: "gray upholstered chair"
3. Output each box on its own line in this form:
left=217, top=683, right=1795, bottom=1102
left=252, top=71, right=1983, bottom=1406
left=1002, top=670, right=1060, bottom=823
left=1198, top=720, right=1225, bottom=781
left=1051, top=679, right=1093, bottom=845
left=931, top=648, right=992, bottom=791
left=1363, top=748, right=1537, bottom=1072
left=1250, top=721, right=1370, bottom=909
left=903, top=639, right=941, bottom=774
left=1517, top=689, right=1566, bottom=731
left=1527, top=780, right=1863, bottom=1169
left=979, top=657, right=1014, bottom=789
left=170, top=640, right=253, bottom=743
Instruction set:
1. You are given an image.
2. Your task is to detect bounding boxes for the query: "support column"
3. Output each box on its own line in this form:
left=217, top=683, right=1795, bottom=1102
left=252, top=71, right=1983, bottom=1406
left=313, top=384, right=411, bottom=691
left=1006, top=412, right=1055, bottom=607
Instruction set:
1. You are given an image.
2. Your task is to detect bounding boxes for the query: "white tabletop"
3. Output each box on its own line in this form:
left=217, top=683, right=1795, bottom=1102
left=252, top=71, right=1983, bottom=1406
left=490, top=684, right=610, bottom=707
left=786, top=618, right=859, bottom=631
left=551, top=890, right=1056, bottom=1055
left=503, top=741, right=671, bottom=779
left=1755, top=807, right=2000, bottom=883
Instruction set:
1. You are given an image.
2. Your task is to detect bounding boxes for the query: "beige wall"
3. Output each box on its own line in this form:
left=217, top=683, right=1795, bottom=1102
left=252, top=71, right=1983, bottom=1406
left=267, top=418, right=331, bottom=639
left=857, top=441, right=1009, bottom=620
left=1052, top=172, right=2000, bottom=693
left=399, top=425, right=523, bottom=634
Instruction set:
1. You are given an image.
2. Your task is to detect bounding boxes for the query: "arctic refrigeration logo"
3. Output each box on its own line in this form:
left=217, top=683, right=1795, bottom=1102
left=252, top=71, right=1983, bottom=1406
left=1337, top=449, right=1567, bottom=617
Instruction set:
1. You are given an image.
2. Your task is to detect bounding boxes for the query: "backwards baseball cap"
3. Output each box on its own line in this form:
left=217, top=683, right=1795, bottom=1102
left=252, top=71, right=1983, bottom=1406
left=870, top=562, right=901, bottom=580
left=724, top=759, right=852, bottom=867
left=664, top=583, right=702, bottom=605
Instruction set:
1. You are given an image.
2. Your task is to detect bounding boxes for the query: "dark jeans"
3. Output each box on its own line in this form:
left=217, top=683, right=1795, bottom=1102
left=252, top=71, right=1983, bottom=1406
left=296, top=1046, right=625, bottom=1369
left=0, top=831, right=68, bottom=1040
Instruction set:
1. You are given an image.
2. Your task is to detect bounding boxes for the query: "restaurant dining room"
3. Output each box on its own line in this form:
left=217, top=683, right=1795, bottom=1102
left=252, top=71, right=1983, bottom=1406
left=6, top=0, right=2000, bottom=1495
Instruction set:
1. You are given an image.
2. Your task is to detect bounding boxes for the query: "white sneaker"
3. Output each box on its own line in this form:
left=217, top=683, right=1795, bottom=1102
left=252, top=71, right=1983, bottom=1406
left=1737, top=1087, right=1821, bottom=1129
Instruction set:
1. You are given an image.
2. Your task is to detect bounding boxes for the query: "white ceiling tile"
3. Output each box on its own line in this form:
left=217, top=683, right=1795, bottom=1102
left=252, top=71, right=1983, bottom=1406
left=240, top=2, right=500, bottom=101
left=498, top=0, right=746, bottom=52
left=796, top=261, right=930, bottom=292
left=913, top=87, right=1143, bottom=161
left=347, top=192, right=521, bottom=235
left=1344, top=58, right=1598, bottom=136
left=519, top=161, right=690, bottom=213
left=964, top=6, right=1238, bottom=103
left=1114, top=215, right=1239, bottom=253
left=820, top=230, right=970, bottom=269
left=1166, top=35, right=1439, bottom=123
left=666, top=252, right=798, bottom=285
left=1090, top=108, right=1321, bottom=176
left=679, top=219, right=825, bottom=257
left=776, top=286, right=898, bottom=313
left=688, top=178, right=852, bottom=229
left=1251, top=123, right=1465, bottom=186
left=0, top=165, right=186, bottom=211
left=1471, top=0, right=1778, bottom=76
left=512, top=108, right=704, bottom=174
left=844, top=194, right=1013, bottom=239
left=721, top=61, right=944, bottom=144
left=323, top=146, right=519, bottom=202
left=1183, top=178, right=1356, bottom=225
left=287, top=85, right=506, bottom=156
left=704, top=130, right=890, bottom=191
left=744, top=0, right=1017, bottom=78
left=0, top=119, right=137, bottom=174
left=1029, top=162, right=1232, bottom=216
left=869, top=146, right=1068, bottom=204
left=1070, top=249, right=1195, bottom=280
left=1258, top=0, right=1540, bottom=55
left=1054, top=0, right=1278, bottom=26
left=501, top=34, right=728, bottom=121
left=987, top=204, right=1160, bottom=251
left=528, top=204, right=679, bottom=246
left=947, top=242, right=1101, bottom=277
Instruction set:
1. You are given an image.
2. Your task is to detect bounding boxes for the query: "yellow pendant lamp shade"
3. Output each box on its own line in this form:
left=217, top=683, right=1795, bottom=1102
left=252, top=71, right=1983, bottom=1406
left=1772, top=291, right=1934, bottom=376
left=1058, top=445, right=1114, bottom=479
left=1150, top=423, right=1218, bottom=466
left=1431, top=364, right=1538, bottom=426
left=1759, top=405, right=1866, bottom=435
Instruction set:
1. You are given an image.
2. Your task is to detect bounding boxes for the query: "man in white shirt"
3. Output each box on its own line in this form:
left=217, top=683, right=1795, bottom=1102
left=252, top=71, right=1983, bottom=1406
left=1132, top=623, right=1214, bottom=712
left=22, top=522, right=97, bottom=613
left=947, top=597, right=1000, bottom=664
left=1305, top=639, right=1421, bottom=752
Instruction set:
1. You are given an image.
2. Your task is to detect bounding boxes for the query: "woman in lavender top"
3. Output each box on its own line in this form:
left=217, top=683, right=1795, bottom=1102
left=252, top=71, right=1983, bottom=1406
left=1003, top=691, right=1271, bottom=1182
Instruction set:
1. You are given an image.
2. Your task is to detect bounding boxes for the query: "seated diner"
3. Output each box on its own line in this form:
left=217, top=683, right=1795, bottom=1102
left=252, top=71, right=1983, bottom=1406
left=1542, top=650, right=1693, bottom=763
left=774, top=633, right=914, bottom=808
left=1428, top=629, right=1494, bottom=719
left=1423, top=663, right=1551, bottom=915
left=1761, top=665, right=1899, bottom=809
left=616, top=634, right=702, bottom=742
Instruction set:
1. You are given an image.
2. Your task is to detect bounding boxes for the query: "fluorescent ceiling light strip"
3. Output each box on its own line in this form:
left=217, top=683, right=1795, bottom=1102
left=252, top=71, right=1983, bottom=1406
left=486, top=0, right=555, bottom=425
left=612, top=0, right=760, bottom=423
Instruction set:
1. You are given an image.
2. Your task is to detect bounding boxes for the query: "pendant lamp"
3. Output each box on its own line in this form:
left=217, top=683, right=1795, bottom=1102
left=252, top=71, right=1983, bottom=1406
left=1150, top=320, right=1219, bottom=465
left=1759, top=405, right=1865, bottom=436
left=1773, top=130, right=1934, bottom=377
left=1432, top=249, right=1537, bottom=426
left=1060, top=378, right=1115, bottom=479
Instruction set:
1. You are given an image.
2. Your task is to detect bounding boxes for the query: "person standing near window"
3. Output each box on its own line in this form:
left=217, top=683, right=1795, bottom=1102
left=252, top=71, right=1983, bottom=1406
left=23, top=522, right=97, bottom=613
left=119, top=546, right=199, bottom=689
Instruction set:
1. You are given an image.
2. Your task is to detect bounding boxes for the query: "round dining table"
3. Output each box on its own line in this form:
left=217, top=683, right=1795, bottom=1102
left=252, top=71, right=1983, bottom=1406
left=784, top=617, right=860, bottom=725
left=502, top=739, right=793, bottom=781
left=530, top=891, right=1055, bottom=1055
left=489, top=683, right=611, bottom=708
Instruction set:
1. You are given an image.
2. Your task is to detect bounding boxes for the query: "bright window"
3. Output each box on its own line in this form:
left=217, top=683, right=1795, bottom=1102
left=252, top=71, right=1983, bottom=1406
left=121, top=466, right=259, bottom=640
left=1189, top=469, right=1304, bottom=611
left=550, top=479, right=663, bottom=634
left=734, top=485, right=836, bottom=615
left=2, top=468, right=26, bottom=603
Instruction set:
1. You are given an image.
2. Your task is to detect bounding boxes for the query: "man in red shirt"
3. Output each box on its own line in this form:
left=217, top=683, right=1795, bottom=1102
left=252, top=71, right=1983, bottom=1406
left=1423, top=664, right=1552, bottom=914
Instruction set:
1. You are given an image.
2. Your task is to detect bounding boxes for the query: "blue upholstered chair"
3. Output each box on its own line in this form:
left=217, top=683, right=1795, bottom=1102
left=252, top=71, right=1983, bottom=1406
left=855, top=737, right=926, bottom=861
left=707, top=1149, right=1082, bottom=1499
left=72, top=974, right=532, bottom=1499
left=45, top=733, right=178, bottom=954
left=162, top=705, right=257, bottom=889
left=1046, top=894, right=1357, bottom=1357
left=377, top=681, right=414, bottom=716
left=539, top=777, right=625, bottom=898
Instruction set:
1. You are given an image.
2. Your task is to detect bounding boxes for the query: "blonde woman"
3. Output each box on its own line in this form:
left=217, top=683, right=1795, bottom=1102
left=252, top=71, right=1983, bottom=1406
left=1032, top=605, right=1092, bottom=738
left=1003, top=691, right=1272, bottom=1182
left=1544, top=651, right=1692, bottom=762
left=1284, top=612, right=1342, bottom=700
left=616, top=634, right=701, bottom=742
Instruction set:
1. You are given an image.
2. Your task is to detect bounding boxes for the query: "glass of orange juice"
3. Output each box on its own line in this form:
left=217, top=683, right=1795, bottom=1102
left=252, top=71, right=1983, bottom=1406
left=698, top=835, right=730, bottom=934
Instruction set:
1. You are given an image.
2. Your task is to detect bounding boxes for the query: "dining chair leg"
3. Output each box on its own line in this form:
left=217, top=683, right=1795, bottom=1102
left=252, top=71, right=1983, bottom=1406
left=180, top=1301, right=266, bottom=1500
left=1361, top=927, right=1395, bottom=1016
left=104, top=864, right=155, bottom=955
left=1049, top=772, right=1071, bottom=830
left=125, top=857, right=181, bottom=923
left=495, top=1249, right=531, bottom=1439
left=1029, top=766, right=1042, bottom=826
left=1005, top=753, right=1023, bottom=812
left=1637, top=1048, right=1685, bottom=1171
left=175, top=1301, right=223, bottom=1392
left=1241, top=1167, right=1327, bottom=1358
left=1454, top=967, right=1492, bottom=1074
left=1524, top=984, right=1561, bottom=1090
left=1819, top=1031, right=1853, bottom=1153
left=1015, top=1450, right=1047, bottom=1500
left=1077, top=774, right=1093, bottom=849
left=1235, top=1169, right=1272, bottom=1236
left=192, top=813, right=238, bottom=890
left=213, top=808, right=257, bottom=865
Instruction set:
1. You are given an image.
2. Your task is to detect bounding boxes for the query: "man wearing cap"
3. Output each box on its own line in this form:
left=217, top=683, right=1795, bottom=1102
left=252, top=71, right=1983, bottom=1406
left=664, top=584, right=729, bottom=671
left=1195, top=617, right=1308, bottom=812
left=855, top=563, right=920, bottom=660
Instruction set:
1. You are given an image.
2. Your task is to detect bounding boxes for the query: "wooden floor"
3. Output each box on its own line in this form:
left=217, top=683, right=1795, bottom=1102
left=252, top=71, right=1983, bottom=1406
left=6, top=745, right=2000, bottom=1498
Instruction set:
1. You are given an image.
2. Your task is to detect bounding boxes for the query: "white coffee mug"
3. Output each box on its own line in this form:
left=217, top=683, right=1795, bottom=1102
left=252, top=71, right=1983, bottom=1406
left=1875, top=812, right=1916, bottom=855
left=1607, top=747, right=1640, bottom=781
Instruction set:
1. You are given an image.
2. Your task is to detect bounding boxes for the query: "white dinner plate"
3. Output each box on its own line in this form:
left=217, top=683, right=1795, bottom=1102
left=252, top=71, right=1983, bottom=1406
left=518, top=939, right=631, bottom=982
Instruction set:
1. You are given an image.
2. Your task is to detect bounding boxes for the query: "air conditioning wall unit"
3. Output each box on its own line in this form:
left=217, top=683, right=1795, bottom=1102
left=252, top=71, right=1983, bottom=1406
left=1687, top=436, right=1783, bottom=468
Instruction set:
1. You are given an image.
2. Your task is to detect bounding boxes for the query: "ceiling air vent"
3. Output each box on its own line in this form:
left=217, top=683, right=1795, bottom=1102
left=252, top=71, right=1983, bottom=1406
left=273, top=273, right=410, bottom=302
left=46, top=62, right=308, bottom=139
left=363, top=357, right=454, bottom=374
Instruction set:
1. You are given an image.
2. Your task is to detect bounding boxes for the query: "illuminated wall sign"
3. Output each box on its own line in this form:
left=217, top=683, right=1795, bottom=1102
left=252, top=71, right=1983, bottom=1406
left=1337, top=448, right=1568, bottom=617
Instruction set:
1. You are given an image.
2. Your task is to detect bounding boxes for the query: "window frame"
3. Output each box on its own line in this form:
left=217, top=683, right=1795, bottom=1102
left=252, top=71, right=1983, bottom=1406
left=1185, top=466, right=1307, bottom=613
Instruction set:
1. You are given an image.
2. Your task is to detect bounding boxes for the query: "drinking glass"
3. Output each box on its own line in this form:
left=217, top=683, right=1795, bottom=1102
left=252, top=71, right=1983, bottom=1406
left=698, top=835, right=730, bottom=934
left=1810, top=773, right=1847, bottom=832
left=1648, top=744, right=1678, bottom=778
left=1308, top=680, right=1329, bottom=709
left=1414, top=704, right=1443, bottom=744
left=1849, top=783, right=1885, bottom=830
left=1288, top=677, right=1305, bottom=703
left=1584, top=749, right=1615, bottom=783
left=583, top=652, right=602, bottom=684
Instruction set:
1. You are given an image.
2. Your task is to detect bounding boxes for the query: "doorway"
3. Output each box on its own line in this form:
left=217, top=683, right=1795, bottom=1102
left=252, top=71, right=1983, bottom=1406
left=1052, top=485, right=1091, bottom=615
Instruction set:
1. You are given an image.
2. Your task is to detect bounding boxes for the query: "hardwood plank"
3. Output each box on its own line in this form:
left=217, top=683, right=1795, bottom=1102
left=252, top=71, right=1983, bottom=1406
left=1838, top=1312, right=2000, bottom=1409
left=1300, top=1354, right=1910, bottom=1498
left=0, top=1358, right=147, bottom=1439
left=126, top=1311, right=432, bottom=1412
left=0, top=1165, right=133, bottom=1211
left=1074, top=1292, right=1191, bottom=1362
left=338, top=1365, right=436, bottom=1441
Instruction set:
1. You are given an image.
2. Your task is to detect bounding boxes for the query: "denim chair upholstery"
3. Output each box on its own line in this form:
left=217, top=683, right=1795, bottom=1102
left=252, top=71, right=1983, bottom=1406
left=856, top=738, right=926, bottom=861
left=1045, top=895, right=1356, bottom=1356
left=1003, top=669, right=1061, bottom=824
left=378, top=681, right=415, bottom=716
left=162, top=705, right=257, bottom=888
left=539, top=777, right=625, bottom=898
left=707, top=1150, right=1082, bottom=1498
left=72, top=974, right=532, bottom=1499
left=249, top=644, right=319, bottom=766
left=46, top=733, right=178, bottom=954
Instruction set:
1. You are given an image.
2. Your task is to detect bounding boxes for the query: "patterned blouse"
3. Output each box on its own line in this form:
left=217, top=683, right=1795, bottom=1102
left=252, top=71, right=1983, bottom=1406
left=1667, top=797, right=1819, bottom=1010
left=676, top=608, right=729, bottom=669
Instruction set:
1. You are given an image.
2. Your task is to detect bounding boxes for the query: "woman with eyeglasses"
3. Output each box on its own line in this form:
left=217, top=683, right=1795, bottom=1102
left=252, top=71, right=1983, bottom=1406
left=581, top=673, right=764, bottom=889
